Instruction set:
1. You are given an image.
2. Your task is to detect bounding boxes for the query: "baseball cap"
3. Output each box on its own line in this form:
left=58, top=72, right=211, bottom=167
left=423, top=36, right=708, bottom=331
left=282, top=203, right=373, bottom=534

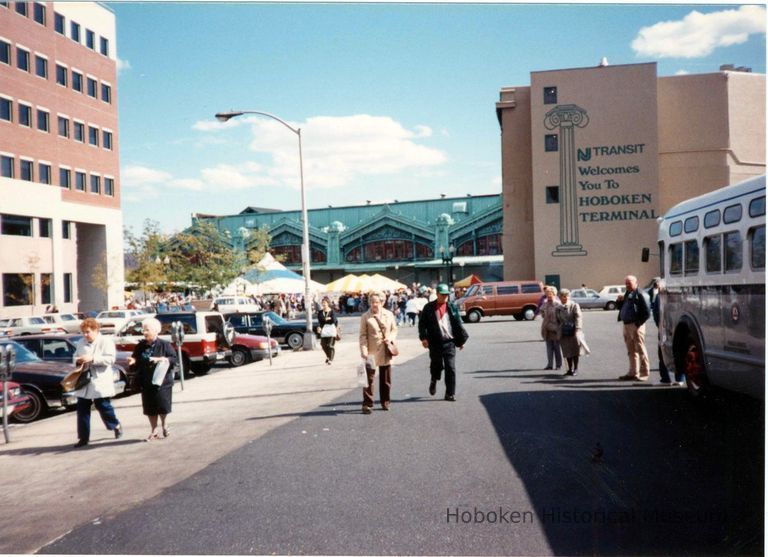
left=436, top=283, right=450, bottom=295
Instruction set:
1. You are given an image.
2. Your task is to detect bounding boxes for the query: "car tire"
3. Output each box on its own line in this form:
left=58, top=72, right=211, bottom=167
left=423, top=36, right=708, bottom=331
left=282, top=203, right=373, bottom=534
left=467, top=309, right=482, bottom=323
left=12, top=387, right=46, bottom=423
left=605, top=301, right=617, bottom=310
left=230, top=347, right=250, bottom=367
left=286, top=332, right=304, bottom=350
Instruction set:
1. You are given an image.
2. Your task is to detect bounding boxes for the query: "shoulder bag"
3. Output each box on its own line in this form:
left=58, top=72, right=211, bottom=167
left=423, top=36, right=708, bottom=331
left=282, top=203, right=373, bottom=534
left=373, top=315, right=399, bottom=358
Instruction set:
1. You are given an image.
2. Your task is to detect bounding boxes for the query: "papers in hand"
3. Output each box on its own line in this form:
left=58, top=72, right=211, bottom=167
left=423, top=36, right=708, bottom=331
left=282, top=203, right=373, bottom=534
left=151, top=359, right=170, bottom=386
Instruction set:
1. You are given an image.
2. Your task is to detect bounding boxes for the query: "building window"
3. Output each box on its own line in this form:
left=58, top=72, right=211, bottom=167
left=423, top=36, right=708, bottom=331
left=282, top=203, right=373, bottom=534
left=0, top=155, right=14, bottom=178
left=38, top=162, right=51, bottom=184
left=20, top=159, right=33, bottom=181
left=32, top=1, right=44, bottom=24
left=88, top=125, right=99, bottom=146
left=101, top=83, right=111, bottom=103
left=63, top=272, right=72, bottom=302
left=18, top=104, right=31, bottom=127
left=62, top=220, right=71, bottom=239
left=3, top=273, right=33, bottom=306
left=54, top=11, right=64, bottom=34
left=73, top=121, right=84, bottom=142
left=16, top=47, right=29, bottom=71
left=1, top=214, right=32, bottom=236
left=41, top=273, right=52, bottom=305
left=545, top=134, right=559, bottom=152
left=72, top=71, right=83, bottom=92
left=59, top=167, right=71, bottom=188
left=0, top=97, right=11, bottom=122
left=36, top=108, right=49, bottom=132
left=38, top=217, right=51, bottom=237
left=57, top=115, right=69, bottom=137
left=0, top=39, right=9, bottom=65
left=86, top=77, right=97, bottom=98
left=70, top=21, right=80, bottom=42
left=100, top=36, right=109, bottom=56
left=74, top=171, right=85, bottom=191
left=34, top=55, right=47, bottom=78
left=103, top=130, right=113, bottom=150
left=55, top=64, right=67, bottom=86
left=14, top=1, right=27, bottom=16
left=85, top=29, right=95, bottom=49
left=543, top=86, right=557, bottom=104
left=545, top=186, right=559, bottom=204
left=90, top=174, right=100, bottom=193
left=104, top=177, right=114, bottom=196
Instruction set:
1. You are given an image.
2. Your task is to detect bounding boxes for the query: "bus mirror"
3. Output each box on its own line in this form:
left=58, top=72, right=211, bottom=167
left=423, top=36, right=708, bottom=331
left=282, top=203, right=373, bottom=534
left=641, top=247, right=650, bottom=262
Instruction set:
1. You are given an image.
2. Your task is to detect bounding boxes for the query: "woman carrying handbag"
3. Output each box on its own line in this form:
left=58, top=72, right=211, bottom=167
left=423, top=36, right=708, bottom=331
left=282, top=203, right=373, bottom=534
left=317, top=296, right=340, bottom=365
left=358, top=292, right=398, bottom=413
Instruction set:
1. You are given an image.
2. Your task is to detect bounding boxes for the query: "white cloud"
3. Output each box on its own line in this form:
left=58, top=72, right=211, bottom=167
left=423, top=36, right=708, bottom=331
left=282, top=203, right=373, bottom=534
left=675, top=69, right=691, bottom=75
left=116, top=57, right=132, bottom=74
left=170, top=178, right=204, bottom=191
left=122, top=165, right=172, bottom=188
left=632, top=5, right=766, bottom=58
left=199, top=162, right=280, bottom=190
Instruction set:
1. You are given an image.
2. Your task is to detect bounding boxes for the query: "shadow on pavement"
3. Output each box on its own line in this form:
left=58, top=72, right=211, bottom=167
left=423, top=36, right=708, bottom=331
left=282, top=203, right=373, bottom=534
left=479, top=387, right=764, bottom=555
left=0, top=438, right=144, bottom=456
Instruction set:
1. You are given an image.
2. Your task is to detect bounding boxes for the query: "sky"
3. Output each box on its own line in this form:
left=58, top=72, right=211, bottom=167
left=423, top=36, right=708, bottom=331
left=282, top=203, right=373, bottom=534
left=110, top=1, right=767, bottom=235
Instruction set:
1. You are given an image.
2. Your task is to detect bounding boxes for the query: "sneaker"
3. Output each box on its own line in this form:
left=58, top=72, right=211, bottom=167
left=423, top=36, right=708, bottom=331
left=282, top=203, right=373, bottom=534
left=564, top=370, right=574, bottom=376
left=429, top=380, right=436, bottom=396
left=634, top=376, right=649, bottom=382
left=674, top=380, right=686, bottom=387
left=444, top=395, right=456, bottom=402
left=114, top=424, right=123, bottom=439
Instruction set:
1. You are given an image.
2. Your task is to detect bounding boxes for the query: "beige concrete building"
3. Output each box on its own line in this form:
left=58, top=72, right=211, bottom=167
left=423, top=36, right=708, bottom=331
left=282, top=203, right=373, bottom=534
left=497, top=62, right=766, bottom=290
left=0, top=1, right=123, bottom=317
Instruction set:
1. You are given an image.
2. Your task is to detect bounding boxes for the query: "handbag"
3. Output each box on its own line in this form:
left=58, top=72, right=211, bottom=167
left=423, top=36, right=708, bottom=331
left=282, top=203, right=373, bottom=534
left=373, top=315, right=399, bottom=358
left=320, top=324, right=337, bottom=338
left=561, top=322, right=576, bottom=337
left=61, top=364, right=91, bottom=392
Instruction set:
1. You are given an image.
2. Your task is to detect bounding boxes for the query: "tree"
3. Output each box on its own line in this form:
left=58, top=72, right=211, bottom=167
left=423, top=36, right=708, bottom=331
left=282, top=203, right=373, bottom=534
left=124, top=220, right=169, bottom=298
left=245, top=226, right=272, bottom=267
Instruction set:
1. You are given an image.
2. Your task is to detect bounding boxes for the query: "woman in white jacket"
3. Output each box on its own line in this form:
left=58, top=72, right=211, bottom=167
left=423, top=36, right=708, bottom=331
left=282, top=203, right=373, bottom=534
left=73, top=318, right=123, bottom=448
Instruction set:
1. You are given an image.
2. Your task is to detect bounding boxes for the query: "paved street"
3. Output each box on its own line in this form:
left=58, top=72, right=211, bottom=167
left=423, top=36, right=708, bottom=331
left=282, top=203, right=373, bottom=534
left=3, top=312, right=763, bottom=555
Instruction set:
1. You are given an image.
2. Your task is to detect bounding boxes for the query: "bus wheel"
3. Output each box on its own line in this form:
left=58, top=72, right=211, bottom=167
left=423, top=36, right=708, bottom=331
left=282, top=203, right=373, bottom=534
left=683, top=335, right=708, bottom=397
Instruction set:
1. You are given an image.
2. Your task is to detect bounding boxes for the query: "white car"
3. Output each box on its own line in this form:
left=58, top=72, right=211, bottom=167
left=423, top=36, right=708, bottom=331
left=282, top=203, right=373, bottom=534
left=95, top=310, right=146, bottom=335
left=41, top=313, right=82, bottom=333
left=0, top=316, right=58, bottom=336
left=211, top=296, right=260, bottom=315
left=598, top=285, right=626, bottom=302
left=569, top=288, right=618, bottom=310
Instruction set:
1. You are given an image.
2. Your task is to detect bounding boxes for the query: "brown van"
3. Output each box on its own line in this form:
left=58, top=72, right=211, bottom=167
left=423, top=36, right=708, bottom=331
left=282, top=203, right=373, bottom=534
left=456, top=281, right=544, bottom=323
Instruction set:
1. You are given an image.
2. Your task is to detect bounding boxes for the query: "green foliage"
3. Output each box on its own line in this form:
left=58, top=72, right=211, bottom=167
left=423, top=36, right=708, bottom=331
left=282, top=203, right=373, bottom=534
left=124, top=220, right=169, bottom=292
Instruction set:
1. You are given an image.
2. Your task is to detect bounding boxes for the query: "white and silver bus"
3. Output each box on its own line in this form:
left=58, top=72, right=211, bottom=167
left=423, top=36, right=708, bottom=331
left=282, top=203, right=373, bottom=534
left=656, top=175, right=765, bottom=399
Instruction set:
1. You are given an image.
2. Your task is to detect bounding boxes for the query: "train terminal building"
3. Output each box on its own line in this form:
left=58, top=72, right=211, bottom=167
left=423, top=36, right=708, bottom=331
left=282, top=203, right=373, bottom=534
left=497, top=61, right=765, bottom=290
left=194, top=194, right=504, bottom=286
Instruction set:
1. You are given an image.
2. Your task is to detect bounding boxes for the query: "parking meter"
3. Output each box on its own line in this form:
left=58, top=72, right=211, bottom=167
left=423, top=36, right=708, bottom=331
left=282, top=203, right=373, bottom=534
left=263, top=316, right=274, bottom=366
left=171, top=321, right=185, bottom=391
left=1, top=344, right=16, bottom=443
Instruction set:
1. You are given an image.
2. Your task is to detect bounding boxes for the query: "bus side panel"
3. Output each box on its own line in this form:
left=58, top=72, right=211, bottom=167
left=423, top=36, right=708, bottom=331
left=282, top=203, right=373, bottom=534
left=722, top=284, right=765, bottom=399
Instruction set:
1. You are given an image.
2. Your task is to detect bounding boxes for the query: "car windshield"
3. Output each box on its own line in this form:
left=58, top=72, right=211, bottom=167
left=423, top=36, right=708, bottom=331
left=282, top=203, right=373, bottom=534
left=465, top=285, right=479, bottom=297
left=263, top=311, right=285, bottom=325
left=98, top=311, right=125, bottom=318
left=0, top=319, right=9, bottom=327
left=30, top=317, right=46, bottom=325
left=61, top=314, right=76, bottom=321
left=0, top=341, right=41, bottom=363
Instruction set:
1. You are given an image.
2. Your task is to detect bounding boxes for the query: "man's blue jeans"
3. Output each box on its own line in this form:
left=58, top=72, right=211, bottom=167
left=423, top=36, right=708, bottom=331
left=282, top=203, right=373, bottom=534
left=76, top=397, right=120, bottom=442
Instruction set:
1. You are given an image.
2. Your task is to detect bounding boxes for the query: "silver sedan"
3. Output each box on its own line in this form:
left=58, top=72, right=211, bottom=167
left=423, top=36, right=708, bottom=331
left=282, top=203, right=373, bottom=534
left=568, top=288, right=618, bottom=310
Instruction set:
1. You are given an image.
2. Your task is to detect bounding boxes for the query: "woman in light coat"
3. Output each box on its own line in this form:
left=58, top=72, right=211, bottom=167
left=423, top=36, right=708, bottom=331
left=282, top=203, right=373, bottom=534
left=539, top=286, right=562, bottom=370
left=556, top=289, right=588, bottom=376
left=359, top=292, right=398, bottom=413
left=73, top=318, right=122, bottom=448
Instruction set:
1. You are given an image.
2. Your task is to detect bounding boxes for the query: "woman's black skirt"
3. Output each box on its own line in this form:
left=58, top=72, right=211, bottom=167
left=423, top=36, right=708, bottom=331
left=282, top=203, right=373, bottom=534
left=141, top=383, right=172, bottom=416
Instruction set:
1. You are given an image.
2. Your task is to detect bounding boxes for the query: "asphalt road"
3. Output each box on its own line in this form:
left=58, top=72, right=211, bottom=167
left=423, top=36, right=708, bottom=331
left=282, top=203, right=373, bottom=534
left=40, top=311, right=764, bottom=555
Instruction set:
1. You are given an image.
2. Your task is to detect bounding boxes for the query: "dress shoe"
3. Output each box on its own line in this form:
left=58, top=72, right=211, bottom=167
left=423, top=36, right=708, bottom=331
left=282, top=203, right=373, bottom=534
left=444, top=395, right=456, bottom=402
left=429, top=380, right=436, bottom=396
left=618, top=374, right=638, bottom=381
left=362, top=406, right=372, bottom=414
left=381, top=404, right=390, bottom=411
left=543, top=366, right=553, bottom=370
left=74, top=439, right=88, bottom=448
left=114, top=424, right=123, bottom=439
left=564, top=370, right=574, bottom=376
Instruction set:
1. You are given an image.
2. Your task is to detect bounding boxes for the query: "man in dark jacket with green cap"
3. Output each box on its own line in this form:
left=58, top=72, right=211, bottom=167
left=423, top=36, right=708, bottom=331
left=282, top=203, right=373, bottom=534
left=418, top=283, right=469, bottom=401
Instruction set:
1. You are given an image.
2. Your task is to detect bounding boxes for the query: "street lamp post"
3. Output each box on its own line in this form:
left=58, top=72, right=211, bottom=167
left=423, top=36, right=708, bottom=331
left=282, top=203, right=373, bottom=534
left=215, top=110, right=315, bottom=349
left=439, top=245, right=455, bottom=285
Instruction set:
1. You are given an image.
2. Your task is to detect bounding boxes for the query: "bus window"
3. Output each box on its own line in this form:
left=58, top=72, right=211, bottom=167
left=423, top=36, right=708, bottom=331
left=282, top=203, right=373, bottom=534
left=749, top=196, right=765, bottom=218
left=704, top=209, right=721, bottom=228
left=684, top=216, right=699, bottom=234
left=750, top=225, right=765, bottom=270
left=724, top=231, right=743, bottom=272
left=669, top=243, right=683, bottom=275
left=684, top=240, right=699, bottom=275
left=723, top=204, right=743, bottom=224
left=704, top=235, right=722, bottom=273
left=658, top=240, right=665, bottom=277
left=669, top=221, right=682, bottom=237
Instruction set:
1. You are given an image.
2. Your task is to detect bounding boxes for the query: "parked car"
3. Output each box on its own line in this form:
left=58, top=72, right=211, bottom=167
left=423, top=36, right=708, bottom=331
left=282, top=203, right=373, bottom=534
left=0, top=316, right=63, bottom=336
left=0, top=380, right=31, bottom=419
left=95, top=310, right=146, bottom=335
left=568, top=288, right=618, bottom=310
left=226, top=311, right=317, bottom=350
left=598, top=284, right=626, bottom=302
left=0, top=339, right=125, bottom=423
left=40, top=313, right=82, bottom=333
left=11, top=333, right=132, bottom=391
left=211, top=296, right=260, bottom=315
left=229, top=333, right=280, bottom=367
left=114, top=311, right=234, bottom=376
left=455, top=281, right=544, bottom=323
